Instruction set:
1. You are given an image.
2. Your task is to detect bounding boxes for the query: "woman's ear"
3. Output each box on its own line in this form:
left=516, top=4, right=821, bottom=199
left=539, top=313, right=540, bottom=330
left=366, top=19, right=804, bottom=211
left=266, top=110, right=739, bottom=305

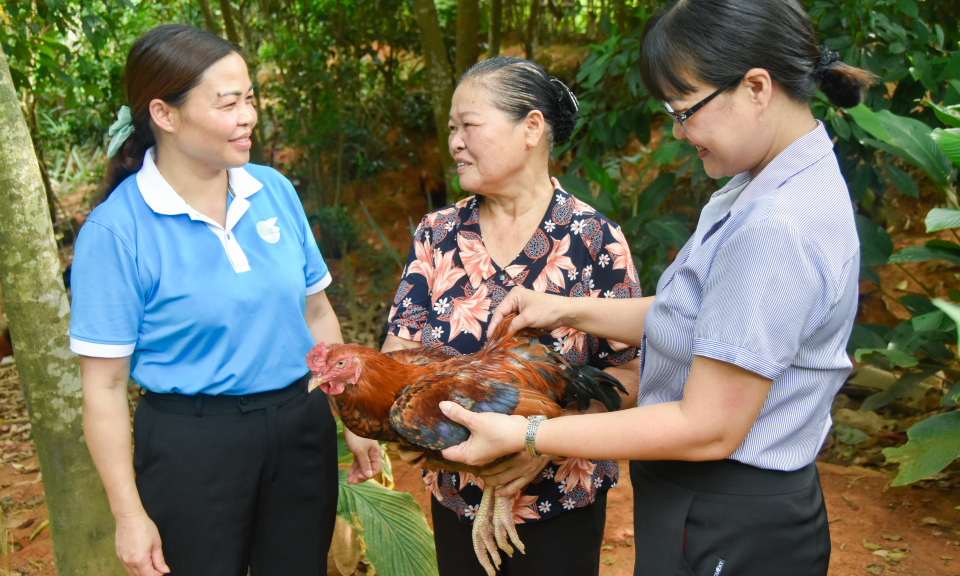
left=149, top=99, right=179, bottom=136
left=523, top=109, right=547, bottom=149
left=742, top=68, right=773, bottom=117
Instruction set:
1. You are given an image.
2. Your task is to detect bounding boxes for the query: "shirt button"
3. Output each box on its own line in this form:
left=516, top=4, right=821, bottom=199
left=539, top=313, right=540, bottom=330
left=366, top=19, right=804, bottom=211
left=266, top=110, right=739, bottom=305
left=498, top=273, right=506, bottom=281
left=239, top=397, right=249, bottom=405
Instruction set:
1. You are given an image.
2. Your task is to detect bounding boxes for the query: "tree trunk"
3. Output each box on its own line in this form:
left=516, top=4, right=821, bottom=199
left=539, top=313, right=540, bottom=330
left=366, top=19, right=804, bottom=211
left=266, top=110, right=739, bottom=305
left=455, top=0, right=481, bottom=78
left=218, top=0, right=242, bottom=44
left=411, top=0, right=458, bottom=205
left=0, top=46, right=125, bottom=576
left=197, top=0, right=222, bottom=34
left=525, top=0, right=540, bottom=60
left=487, top=0, right=502, bottom=57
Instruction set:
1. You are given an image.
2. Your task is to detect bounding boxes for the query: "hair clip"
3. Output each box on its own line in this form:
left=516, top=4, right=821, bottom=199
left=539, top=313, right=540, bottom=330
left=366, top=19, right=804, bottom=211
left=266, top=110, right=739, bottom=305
left=106, top=106, right=135, bottom=158
left=549, top=77, right=579, bottom=112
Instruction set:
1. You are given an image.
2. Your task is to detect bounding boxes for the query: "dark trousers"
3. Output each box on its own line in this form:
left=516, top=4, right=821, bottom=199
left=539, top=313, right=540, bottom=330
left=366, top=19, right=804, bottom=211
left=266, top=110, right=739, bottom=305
left=133, top=375, right=339, bottom=576
left=431, top=490, right=608, bottom=576
left=631, top=460, right=830, bottom=576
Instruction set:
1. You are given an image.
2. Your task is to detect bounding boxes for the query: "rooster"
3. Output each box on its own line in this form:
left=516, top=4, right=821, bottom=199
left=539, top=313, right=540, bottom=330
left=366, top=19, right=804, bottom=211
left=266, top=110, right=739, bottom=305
left=305, top=314, right=626, bottom=576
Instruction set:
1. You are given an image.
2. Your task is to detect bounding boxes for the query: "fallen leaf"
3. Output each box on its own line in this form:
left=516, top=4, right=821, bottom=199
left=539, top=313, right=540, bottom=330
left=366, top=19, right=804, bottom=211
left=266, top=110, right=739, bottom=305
left=882, top=533, right=901, bottom=541
left=841, top=494, right=860, bottom=510
left=873, top=549, right=889, bottom=557
left=865, top=563, right=885, bottom=574
left=601, top=556, right=615, bottom=566
left=895, top=280, right=908, bottom=291
left=863, top=539, right=883, bottom=550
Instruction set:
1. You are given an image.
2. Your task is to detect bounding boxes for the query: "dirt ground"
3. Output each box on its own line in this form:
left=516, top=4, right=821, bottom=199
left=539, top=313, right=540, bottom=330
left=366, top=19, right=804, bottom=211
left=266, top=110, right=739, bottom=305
left=388, top=450, right=960, bottom=576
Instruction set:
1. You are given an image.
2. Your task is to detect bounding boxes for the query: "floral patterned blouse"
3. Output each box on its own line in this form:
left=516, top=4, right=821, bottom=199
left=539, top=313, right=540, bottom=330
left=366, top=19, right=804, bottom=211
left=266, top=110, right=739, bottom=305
left=387, top=188, right=641, bottom=525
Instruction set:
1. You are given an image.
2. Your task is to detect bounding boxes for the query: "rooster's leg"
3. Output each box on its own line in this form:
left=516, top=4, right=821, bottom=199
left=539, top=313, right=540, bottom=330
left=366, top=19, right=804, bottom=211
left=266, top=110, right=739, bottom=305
left=472, top=484, right=502, bottom=576
left=492, top=494, right=524, bottom=557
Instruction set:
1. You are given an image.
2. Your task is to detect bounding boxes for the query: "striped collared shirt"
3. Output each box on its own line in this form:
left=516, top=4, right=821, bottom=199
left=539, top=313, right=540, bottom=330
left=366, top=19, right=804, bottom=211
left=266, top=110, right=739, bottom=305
left=638, top=122, right=859, bottom=471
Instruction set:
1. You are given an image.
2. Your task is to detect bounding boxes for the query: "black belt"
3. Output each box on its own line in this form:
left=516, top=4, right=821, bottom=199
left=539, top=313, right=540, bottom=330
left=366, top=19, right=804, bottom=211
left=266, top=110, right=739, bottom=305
left=141, top=373, right=310, bottom=417
left=636, top=459, right=817, bottom=496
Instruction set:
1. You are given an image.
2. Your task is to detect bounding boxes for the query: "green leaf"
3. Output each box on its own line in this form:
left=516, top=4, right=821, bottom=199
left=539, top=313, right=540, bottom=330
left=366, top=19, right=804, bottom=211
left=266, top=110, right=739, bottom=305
left=932, top=128, right=960, bottom=167
left=645, top=215, right=691, bottom=249
left=896, top=0, right=919, bottom=18
left=846, top=104, right=892, bottom=142
left=847, top=324, right=889, bottom=355
left=933, top=299, right=960, bottom=346
left=861, top=369, right=938, bottom=412
left=652, top=140, right=681, bottom=165
left=854, top=348, right=919, bottom=368
left=885, top=164, right=919, bottom=198
left=556, top=175, right=616, bottom=215
left=924, top=101, right=960, bottom=128
left=926, top=208, right=960, bottom=232
left=338, top=470, right=438, bottom=576
left=625, top=172, right=675, bottom=232
left=581, top=157, right=617, bottom=195
left=883, top=412, right=960, bottom=486
left=855, top=214, right=893, bottom=267
left=912, top=310, right=956, bottom=333
left=833, top=424, right=871, bottom=445
left=848, top=105, right=955, bottom=187
left=889, top=242, right=960, bottom=265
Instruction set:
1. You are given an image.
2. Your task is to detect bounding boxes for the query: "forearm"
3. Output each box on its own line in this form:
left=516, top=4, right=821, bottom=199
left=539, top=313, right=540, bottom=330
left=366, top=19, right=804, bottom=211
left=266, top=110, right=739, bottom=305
left=563, top=296, right=654, bottom=348
left=534, top=402, right=731, bottom=461
left=305, top=291, right=343, bottom=344
left=82, top=384, right=145, bottom=519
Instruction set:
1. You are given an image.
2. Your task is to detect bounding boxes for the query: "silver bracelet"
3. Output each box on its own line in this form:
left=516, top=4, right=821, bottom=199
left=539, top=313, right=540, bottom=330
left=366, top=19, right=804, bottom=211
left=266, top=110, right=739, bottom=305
left=525, top=415, right=546, bottom=457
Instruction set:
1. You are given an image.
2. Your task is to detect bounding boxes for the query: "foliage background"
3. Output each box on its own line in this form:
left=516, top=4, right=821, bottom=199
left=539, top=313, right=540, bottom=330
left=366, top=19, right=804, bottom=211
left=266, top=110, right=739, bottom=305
left=4, top=0, right=960, bottom=520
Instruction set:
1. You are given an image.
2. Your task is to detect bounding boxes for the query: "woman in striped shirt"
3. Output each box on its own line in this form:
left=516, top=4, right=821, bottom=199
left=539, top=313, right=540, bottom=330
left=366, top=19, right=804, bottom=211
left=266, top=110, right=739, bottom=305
left=438, top=0, right=874, bottom=574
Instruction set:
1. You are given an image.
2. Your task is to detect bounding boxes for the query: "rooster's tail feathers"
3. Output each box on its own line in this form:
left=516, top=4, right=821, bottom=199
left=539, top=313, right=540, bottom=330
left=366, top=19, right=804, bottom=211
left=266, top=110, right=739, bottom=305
left=561, top=365, right=627, bottom=412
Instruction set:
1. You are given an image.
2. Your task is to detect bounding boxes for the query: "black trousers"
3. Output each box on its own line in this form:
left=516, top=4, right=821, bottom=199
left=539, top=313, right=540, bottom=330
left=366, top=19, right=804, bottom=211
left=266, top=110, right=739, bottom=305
left=431, top=490, right=608, bottom=576
left=133, top=375, right=339, bottom=576
left=631, top=460, right=830, bottom=576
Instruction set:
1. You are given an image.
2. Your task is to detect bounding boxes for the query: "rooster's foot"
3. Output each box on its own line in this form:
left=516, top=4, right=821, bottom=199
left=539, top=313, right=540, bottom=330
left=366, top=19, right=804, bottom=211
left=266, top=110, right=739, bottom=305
left=471, top=485, right=526, bottom=576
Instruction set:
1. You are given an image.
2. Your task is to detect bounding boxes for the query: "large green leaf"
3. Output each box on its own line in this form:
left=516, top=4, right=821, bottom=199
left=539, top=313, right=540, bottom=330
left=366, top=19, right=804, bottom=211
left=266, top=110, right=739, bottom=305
left=338, top=470, right=438, bottom=576
left=924, top=101, right=960, bottom=128
left=885, top=164, right=919, bottom=198
left=645, top=215, right=691, bottom=249
left=555, top=174, right=616, bottom=215
left=931, top=128, right=960, bottom=167
left=622, top=172, right=676, bottom=234
left=889, top=241, right=960, bottom=264
left=847, top=105, right=955, bottom=187
left=883, top=412, right=960, bottom=486
left=926, top=208, right=960, bottom=232
left=855, top=214, right=893, bottom=267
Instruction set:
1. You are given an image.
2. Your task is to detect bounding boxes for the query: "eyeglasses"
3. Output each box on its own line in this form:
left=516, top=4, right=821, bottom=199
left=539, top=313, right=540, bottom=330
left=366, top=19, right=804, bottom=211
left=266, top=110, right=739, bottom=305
left=661, top=77, right=742, bottom=132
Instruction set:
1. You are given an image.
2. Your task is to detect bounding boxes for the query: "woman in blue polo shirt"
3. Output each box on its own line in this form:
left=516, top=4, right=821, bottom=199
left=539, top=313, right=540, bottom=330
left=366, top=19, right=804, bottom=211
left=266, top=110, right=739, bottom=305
left=70, top=25, right=381, bottom=576
left=437, top=1, right=875, bottom=574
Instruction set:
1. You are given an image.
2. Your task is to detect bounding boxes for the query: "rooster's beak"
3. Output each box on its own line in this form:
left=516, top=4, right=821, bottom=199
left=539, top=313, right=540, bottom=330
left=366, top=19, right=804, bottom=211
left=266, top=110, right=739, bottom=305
left=307, top=376, right=324, bottom=393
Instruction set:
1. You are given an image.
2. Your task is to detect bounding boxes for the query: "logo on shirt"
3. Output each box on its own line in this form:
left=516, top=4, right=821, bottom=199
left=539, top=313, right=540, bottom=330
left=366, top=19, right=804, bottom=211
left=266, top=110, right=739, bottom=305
left=256, top=218, right=280, bottom=243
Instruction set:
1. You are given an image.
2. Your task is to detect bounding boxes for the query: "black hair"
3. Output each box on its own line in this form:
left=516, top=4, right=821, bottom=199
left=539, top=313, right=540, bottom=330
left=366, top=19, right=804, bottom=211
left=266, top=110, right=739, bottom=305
left=99, top=24, right=240, bottom=202
left=638, top=0, right=875, bottom=108
left=458, top=57, right=579, bottom=151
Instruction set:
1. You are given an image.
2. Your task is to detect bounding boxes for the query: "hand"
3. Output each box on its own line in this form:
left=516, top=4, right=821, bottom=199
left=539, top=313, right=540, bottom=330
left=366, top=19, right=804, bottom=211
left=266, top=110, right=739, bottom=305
left=115, top=511, right=169, bottom=576
left=344, top=428, right=383, bottom=484
left=481, top=452, right=552, bottom=498
left=485, top=286, right=571, bottom=339
left=438, top=401, right=528, bottom=467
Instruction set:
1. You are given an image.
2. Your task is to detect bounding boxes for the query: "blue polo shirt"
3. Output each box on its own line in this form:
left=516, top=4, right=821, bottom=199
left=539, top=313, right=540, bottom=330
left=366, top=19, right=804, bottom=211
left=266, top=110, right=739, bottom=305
left=637, top=122, right=859, bottom=471
left=69, top=148, right=332, bottom=395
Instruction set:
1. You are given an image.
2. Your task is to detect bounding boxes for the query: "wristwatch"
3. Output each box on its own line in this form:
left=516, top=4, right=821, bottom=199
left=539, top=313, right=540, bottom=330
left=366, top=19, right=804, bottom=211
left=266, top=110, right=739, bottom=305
left=525, top=415, right=546, bottom=457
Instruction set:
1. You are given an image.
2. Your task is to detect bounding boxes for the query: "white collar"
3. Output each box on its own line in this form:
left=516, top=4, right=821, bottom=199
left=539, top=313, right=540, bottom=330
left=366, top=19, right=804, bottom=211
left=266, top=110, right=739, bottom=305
left=136, top=146, right=263, bottom=216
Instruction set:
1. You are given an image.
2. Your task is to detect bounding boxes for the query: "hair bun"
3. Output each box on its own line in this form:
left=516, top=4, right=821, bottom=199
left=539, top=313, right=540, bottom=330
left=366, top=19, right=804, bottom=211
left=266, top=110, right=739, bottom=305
left=549, top=77, right=579, bottom=144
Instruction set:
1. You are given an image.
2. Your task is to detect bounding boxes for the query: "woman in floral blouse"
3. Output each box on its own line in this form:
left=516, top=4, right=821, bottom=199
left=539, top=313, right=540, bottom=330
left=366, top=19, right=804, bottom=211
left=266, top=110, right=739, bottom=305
left=382, top=56, right=642, bottom=576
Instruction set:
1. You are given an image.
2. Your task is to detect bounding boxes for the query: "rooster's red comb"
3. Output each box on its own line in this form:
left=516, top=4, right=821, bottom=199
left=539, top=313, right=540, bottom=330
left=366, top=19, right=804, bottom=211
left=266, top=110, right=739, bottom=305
left=306, top=342, right=329, bottom=374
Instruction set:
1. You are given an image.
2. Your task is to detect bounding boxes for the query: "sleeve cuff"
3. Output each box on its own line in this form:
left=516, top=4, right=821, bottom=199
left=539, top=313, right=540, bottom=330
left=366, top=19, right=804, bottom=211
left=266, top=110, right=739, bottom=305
left=70, top=337, right=135, bottom=358
left=306, top=271, right=333, bottom=296
left=692, top=338, right=786, bottom=381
